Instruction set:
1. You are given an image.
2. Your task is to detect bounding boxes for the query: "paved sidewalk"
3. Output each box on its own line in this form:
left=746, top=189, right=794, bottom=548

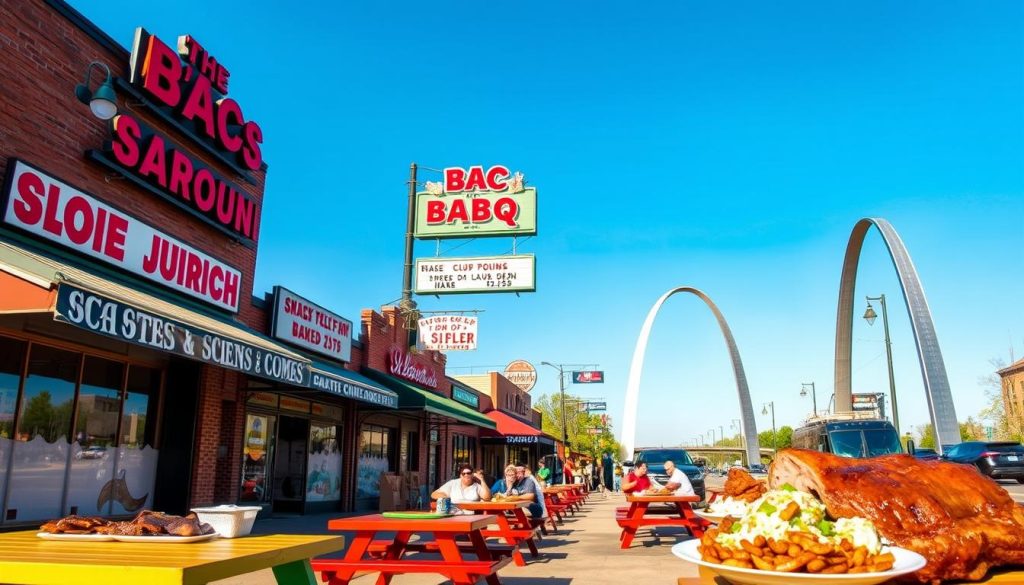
left=211, top=490, right=701, bottom=584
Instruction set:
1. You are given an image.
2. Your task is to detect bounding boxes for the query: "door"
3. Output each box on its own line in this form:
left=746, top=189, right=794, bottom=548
left=272, top=416, right=308, bottom=514
left=240, top=413, right=276, bottom=505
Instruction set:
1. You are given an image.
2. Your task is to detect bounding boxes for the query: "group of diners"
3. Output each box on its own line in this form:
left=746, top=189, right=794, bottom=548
left=431, top=462, right=547, bottom=519
left=620, top=460, right=695, bottom=496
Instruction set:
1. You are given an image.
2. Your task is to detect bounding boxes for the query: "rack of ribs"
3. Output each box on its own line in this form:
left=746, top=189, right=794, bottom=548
left=769, top=448, right=1024, bottom=583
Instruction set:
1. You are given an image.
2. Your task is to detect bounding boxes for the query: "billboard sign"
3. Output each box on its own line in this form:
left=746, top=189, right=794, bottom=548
left=503, top=360, right=537, bottom=393
left=3, top=160, right=242, bottom=312
left=417, top=315, right=478, bottom=351
left=414, top=255, right=535, bottom=294
left=271, top=286, right=353, bottom=362
left=415, top=166, right=536, bottom=239
left=586, top=402, right=607, bottom=411
left=572, top=371, right=604, bottom=384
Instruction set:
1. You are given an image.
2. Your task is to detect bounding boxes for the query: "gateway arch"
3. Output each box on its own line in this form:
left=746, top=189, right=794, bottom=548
left=621, top=287, right=760, bottom=465
left=834, top=217, right=959, bottom=452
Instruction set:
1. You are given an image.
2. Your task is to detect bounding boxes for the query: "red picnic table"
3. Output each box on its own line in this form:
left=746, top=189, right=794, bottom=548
left=616, top=493, right=710, bottom=549
left=455, top=501, right=541, bottom=566
left=312, top=514, right=510, bottom=585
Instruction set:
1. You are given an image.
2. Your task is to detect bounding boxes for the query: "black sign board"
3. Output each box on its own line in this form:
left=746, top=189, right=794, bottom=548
left=55, top=284, right=309, bottom=386
left=310, top=369, right=398, bottom=409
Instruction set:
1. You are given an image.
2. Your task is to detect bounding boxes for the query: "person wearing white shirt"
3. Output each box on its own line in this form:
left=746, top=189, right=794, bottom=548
left=663, top=460, right=695, bottom=497
left=431, top=464, right=491, bottom=513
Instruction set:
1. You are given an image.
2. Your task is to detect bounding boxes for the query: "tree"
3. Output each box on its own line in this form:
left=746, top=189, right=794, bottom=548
left=534, top=393, right=620, bottom=458
left=978, top=357, right=1023, bottom=442
left=757, top=425, right=793, bottom=451
left=915, top=419, right=989, bottom=450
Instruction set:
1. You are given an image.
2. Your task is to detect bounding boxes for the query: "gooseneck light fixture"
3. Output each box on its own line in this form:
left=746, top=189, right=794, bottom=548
left=75, top=61, right=117, bottom=120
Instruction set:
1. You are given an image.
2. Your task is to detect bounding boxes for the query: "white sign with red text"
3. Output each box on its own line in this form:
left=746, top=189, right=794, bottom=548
left=271, top=286, right=353, bottom=362
left=2, top=160, right=241, bottom=312
left=417, top=315, right=478, bottom=351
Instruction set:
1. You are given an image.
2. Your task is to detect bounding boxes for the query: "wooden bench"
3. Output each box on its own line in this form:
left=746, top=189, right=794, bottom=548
left=363, top=539, right=515, bottom=559
left=312, top=557, right=511, bottom=585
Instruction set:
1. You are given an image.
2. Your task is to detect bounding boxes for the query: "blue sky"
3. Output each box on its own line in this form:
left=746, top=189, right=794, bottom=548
left=74, top=1, right=1023, bottom=447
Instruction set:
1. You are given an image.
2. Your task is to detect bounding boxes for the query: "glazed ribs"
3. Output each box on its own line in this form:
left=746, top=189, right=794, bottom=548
left=768, top=448, right=1024, bottom=583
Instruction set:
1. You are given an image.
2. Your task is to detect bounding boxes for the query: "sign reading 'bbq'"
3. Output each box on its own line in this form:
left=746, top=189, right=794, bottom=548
left=2, top=160, right=242, bottom=312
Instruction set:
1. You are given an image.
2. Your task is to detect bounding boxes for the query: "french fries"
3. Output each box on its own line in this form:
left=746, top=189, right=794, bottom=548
left=697, top=528, right=896, bottom=574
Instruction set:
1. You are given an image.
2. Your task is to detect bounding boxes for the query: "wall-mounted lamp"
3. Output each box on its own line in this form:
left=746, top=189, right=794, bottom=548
left=75, top=61, right=117, bottom=120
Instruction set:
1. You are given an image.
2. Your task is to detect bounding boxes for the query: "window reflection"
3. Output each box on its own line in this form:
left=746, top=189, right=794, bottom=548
left=19, top=345, right=79, bottom=443
left=123, top=366, right=160, bottom=448
left=0, top=337, right=26, bottom=440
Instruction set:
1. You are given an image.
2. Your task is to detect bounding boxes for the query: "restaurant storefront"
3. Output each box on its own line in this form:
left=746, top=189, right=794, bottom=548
left=0, top=0, right=309, bottom=524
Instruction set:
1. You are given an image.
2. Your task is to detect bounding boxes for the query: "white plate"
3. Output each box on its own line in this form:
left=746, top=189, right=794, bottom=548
left=37, top=532, right=116, bottom=542
left=112, top=533, right=218, bottom=543
left=694, top=509, right=730, bottom=523
left=672, top=539, right=927, bottom=585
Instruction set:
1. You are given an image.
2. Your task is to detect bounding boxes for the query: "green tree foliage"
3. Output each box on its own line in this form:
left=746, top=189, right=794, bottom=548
left=20, top=391, right=73, bottom=443
left=915, top=418, right=989, bottom=450
left=757, top=425, right=793, bottom=451
left=534, top=393, right=620, bottom=457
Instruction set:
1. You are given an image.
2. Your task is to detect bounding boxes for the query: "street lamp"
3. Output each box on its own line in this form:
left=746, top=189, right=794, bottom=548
left=540, top=362, right=569, bottom=470
left=708, top=429, right=716, bottom=445
left=731, top=419, right=745, bottom=450
left=761, top=402, right=777, bottom=455
left=864, top=295, right=900, bottom=437
left=801, top=382, right=817, bottom=417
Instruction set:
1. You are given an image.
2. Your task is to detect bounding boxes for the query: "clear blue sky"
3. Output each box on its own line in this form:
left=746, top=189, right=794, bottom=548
left=74, top=1, right=1024, bottom=447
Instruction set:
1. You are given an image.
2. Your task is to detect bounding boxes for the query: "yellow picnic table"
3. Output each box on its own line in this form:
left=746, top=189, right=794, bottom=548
left=0, top=530, right=345, bottom=584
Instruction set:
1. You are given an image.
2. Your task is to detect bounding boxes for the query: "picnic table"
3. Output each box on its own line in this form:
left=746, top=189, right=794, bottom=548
left=456, top=501, right=541, bottom=566
left=0, top=530, right=344, bottom=584
left=313, top=513, right=510, bottom=585
left=616, top=493, right=709, bottom=549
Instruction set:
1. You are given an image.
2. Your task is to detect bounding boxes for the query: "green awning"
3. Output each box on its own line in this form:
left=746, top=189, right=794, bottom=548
left=363, top=369, right=497, bottom=429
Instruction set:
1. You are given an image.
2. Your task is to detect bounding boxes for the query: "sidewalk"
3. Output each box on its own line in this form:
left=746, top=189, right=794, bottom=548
left=211, top=490, right=701, bottom=585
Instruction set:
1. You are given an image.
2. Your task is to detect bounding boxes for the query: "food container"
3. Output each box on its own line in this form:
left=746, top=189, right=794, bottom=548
left=190, top=505, right=261, bottom=538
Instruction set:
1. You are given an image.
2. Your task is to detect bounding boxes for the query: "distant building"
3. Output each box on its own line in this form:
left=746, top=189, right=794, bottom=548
left=998, top=358, right=1024, bottom=434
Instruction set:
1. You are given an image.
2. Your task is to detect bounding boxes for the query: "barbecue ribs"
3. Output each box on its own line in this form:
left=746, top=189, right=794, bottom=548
left=769, top=448, right=1024, bottom=583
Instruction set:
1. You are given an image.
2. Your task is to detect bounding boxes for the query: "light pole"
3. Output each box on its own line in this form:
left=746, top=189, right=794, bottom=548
left=761, top=402, right=777, bottom=456
left=708, top=429, right=716, bottom=445
left=801, top=382, right=817, bottom=417
left=864, top=295, right=900, bottom=437
left=731, top=419, right=745, bottom=450
left=541, top=361, right=599, bottom=471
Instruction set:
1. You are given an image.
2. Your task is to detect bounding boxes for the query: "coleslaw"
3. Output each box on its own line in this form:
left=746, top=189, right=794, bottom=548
left=714, top=483, right=883, bottom=554
left=706, top=496, right=751, bottom=517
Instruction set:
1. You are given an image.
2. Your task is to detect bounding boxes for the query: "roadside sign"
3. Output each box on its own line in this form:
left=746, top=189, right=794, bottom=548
left=572, top=371, right=604, bottom=383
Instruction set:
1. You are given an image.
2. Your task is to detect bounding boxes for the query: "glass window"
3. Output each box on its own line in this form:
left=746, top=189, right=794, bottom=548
left=67, top=357, right=122, bottom=516
left=307, top=423, right=341, bottom=501
left=240, top=413, right=275, bottom=503
left=864, top=429, right=902, bottom=456
left=829, top=430, right=865, bottom=457
left=8, top=344, right=80, bottom=521
left=357, top=424, right=394, bottom=500
left=122, top=365, right=160, bottom=449
left=0, top=337, right=27, bottom=516
left=0, top=337, right=26, bottom=440
left=18, top=345, right=79, bottom=443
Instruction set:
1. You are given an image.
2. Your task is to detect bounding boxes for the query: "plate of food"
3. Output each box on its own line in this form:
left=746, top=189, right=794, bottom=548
left=692, top=509, right=730, bottom=524
left=112, top=533, right=218, bottom=543
left=673, top=539, right=926, bottom=585
left=36, top=532, right=115, bottom=542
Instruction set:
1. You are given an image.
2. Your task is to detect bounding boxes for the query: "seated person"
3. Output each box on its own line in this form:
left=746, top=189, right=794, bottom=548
left=536, top=460, right=552, bottom=486
left=516, top=463, right=546, bottom=518
left=431, top=464, right=491, bottom=513
left=663, top=460, right=695, bottom=497
left=490, top=464, right=543, bottom=518
left=621, top=461, right=663, bottom=494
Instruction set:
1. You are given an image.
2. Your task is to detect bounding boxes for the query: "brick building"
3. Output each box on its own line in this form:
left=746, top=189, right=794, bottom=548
left=999, top=358, right=1024, bottom=437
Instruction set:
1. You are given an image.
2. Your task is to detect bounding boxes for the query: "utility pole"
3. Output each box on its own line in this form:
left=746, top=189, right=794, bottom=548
left=399, top=164, right=415, bottom=336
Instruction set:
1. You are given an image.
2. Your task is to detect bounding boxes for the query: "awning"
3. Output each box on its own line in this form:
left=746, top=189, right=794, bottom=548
left=309, top=361, right=398, bottom=409
left=481, top=410, right=556, bottom=445
left=0, top=240, right=312, bottom=386
left=362, top=369, right=496, bottom=429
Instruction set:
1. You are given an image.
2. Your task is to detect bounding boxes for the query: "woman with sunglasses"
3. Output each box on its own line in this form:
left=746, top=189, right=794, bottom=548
left=431, top=464, right=491, bottom=513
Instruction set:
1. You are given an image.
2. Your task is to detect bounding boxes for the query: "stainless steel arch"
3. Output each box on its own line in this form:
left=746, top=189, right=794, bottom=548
left=834, top=218, right=959, bottom=452
left=621, top=287, right=760, bottom=465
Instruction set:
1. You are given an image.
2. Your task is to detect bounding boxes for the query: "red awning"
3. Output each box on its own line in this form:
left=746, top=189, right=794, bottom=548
left=485, top=411, right=544, bottom=436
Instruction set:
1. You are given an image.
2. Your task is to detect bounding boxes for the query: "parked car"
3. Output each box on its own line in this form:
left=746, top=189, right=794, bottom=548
left=75, top=445, right=108, bottom=460
left=630, top=448, right=706, bottom=501
left=942, top=441, right=1024, bottom=483
left=747, top=463, right=768, bottom=475
left=912, top=448, right=940, bottom=461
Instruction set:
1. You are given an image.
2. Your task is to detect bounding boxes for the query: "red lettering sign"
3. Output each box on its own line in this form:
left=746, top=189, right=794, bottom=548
left=388, top=347, right=439, bottom=389
left=443, top=165, right=510, bottom=193
left=3, top=160, right=242, bottom=312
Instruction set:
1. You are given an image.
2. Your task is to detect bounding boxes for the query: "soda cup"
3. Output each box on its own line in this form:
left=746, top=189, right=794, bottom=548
left=437, top=497, right=450, bottom=514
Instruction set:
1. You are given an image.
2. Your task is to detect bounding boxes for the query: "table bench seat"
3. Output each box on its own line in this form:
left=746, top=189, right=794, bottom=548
left=364, top=539, right=515, bottom=559
left=312, top=557, right=511, bottom=585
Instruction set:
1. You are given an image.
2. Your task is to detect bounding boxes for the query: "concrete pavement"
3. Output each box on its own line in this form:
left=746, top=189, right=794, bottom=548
left=211, top=490, right=701, bottom=585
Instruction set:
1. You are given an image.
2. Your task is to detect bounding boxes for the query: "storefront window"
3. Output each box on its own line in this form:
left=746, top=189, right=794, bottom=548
left=8, top=344, right=80, bottom=521
left=110, top=364, right=161, bottom=515
left=451, top=433, right=477, bottom=476
left=357, top=424, right=394, bottom=500
left=0, top=337, right=27, bottom=515
left=240, top=413, right=274, bottom=503
left=0, top=337, right=164, bottom=523
left=306, top=423, right=341, bottom=501
left=67, top=357, right=122, bottom=516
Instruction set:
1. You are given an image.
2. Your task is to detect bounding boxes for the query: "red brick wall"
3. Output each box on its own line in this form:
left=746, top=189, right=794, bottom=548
left=0, top=0, right=267, bottom=329
left=1, top=1, right=274, bottom=509
left=362, top=307, right=450, bottom=396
